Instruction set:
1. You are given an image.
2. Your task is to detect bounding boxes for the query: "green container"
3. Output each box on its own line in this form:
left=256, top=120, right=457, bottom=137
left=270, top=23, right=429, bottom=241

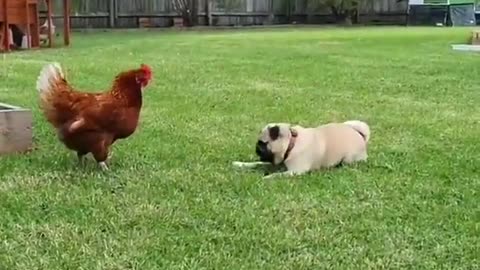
left=424, top=0, right=448, bottom=4
left=449, top=0, right=474, bottom=4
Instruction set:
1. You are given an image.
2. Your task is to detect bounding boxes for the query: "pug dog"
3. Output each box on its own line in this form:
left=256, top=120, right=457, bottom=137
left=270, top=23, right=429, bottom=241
left=233, top=120, right=370, bottom=179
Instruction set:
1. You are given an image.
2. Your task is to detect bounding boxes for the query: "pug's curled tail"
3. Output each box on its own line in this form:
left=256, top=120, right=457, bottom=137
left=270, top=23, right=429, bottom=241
left=344, top=120, right=370, bottom=142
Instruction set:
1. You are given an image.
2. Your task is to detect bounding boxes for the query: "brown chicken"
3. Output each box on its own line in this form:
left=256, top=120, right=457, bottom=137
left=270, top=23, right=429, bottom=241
left=36, top=62, right=153, bottom=170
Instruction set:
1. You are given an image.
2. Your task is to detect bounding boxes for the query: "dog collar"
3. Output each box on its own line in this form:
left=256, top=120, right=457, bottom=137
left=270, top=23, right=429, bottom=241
left=283, top=129, right=298, bottom=162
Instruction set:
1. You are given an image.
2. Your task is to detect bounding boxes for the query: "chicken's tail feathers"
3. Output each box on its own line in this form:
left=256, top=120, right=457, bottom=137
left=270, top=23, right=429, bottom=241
left=36, top=62, right=65, bottom=95
left=36, top=62, right=69, bottom=128
left=344, top=120, right=370, bottom=142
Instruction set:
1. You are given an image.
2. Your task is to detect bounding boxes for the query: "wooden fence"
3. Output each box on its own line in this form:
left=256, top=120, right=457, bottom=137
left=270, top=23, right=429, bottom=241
left=43, top=0, right=408, bottom=28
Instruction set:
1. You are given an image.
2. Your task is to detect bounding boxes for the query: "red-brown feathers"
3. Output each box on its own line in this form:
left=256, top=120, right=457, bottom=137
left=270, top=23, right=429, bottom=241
left=37, top=63, right=153, bottom=168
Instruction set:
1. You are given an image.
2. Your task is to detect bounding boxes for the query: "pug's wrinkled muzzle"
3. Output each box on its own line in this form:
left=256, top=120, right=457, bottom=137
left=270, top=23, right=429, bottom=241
left=256, top=140, right=274, bottom=163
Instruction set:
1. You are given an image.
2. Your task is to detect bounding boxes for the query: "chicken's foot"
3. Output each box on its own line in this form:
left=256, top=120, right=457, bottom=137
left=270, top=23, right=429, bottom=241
left=99, top=162, right=109, bottom=171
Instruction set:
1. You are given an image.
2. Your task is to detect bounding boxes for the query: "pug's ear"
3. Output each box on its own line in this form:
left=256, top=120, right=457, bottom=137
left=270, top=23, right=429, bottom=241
left=268, top=125, right=280, bottom=140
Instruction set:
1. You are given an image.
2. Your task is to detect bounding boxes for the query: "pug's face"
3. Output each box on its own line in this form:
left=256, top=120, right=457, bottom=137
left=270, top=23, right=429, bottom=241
left=255, top=123, right=293, bottom=165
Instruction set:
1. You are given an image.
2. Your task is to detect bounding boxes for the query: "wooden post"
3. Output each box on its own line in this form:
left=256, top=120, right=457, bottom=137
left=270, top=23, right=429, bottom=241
left=109, top=0, right=115, bottom=28
left=46, top=0, right=53, bottom=47
left=63, top=0, right=70, bottom=46
left=0, top=26, right=4, bottom=51
left=3, top=0, right=10, bottom=52
left=268, top=0, right=274, bottom=24
left=31, top=0, right=40, bottom=48
left=25, top=0, right=31, bottom=48
left=207, top=0, right=213, bottom=26
left=246, top=0, right=253, bottom=12
left=287, top=0, right=292, bottom=23
left=190, top=0, right=197, bottom=26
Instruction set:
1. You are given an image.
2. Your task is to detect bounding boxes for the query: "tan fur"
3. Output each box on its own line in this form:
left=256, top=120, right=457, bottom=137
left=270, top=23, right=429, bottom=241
left=233, top=120, right=370, bottom=179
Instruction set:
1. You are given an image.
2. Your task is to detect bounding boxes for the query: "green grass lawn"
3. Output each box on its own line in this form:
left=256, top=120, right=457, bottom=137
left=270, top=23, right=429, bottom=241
left=0, top=26, right=479, bottom=269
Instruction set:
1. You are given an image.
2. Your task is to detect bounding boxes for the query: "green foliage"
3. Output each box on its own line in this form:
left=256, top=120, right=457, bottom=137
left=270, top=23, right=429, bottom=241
left=307, top=0, right=328, bottom=12
left=307, top=0, right=372, bottom=23
left=324, top=0, right=360, bottom=9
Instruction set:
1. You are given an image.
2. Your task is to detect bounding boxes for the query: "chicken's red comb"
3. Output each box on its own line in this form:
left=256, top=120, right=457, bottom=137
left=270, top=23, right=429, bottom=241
left=140, top=64, right=152, bottom=75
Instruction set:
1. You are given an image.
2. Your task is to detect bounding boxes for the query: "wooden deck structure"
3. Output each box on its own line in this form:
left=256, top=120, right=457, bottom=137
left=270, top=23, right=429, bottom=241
left=0, top=0, right=70, bottom=52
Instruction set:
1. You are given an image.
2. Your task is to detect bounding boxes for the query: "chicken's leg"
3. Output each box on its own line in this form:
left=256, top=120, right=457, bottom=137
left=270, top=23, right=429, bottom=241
left=92, top=139, right=111, bottom=171
left=93, top=151, right=109, bottom=171
left=77, top=152, right=87, bottom=166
